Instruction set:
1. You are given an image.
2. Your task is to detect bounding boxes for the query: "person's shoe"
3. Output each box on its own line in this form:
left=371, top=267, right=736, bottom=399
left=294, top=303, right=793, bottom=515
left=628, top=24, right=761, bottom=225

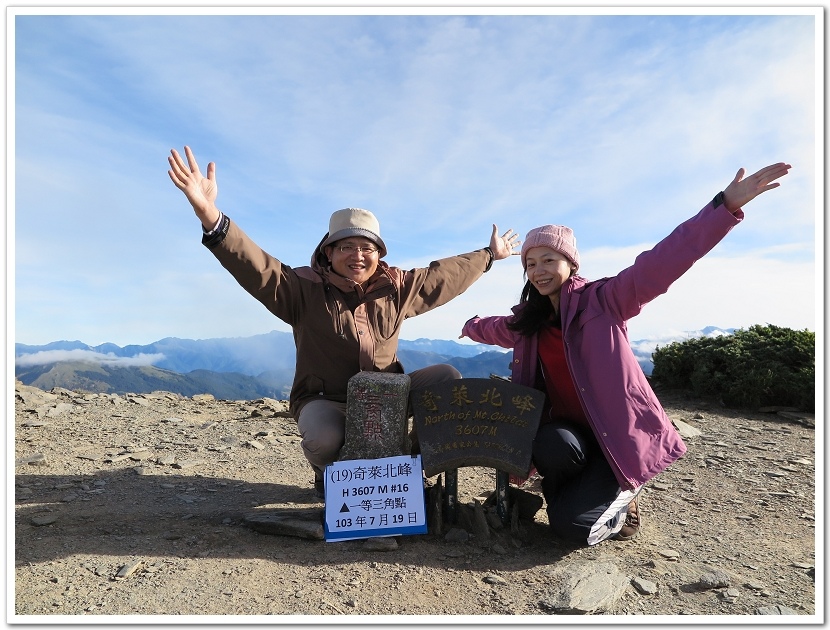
left=314, top=479, right=324, bottom=500
left=614, top=498, right=640, bottom=541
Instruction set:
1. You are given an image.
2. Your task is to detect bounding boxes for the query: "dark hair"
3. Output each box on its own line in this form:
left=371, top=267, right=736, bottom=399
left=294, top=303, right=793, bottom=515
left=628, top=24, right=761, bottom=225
left=506, top=280, right=560, bottom=336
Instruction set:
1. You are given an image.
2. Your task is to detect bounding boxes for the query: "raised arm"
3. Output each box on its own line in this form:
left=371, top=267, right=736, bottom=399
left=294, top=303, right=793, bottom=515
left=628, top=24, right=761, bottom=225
left=598, top=161, right=793, bottom=322
left=460, top=314, right=520, bottom=349
left=167, top=146, right=222, bottom=230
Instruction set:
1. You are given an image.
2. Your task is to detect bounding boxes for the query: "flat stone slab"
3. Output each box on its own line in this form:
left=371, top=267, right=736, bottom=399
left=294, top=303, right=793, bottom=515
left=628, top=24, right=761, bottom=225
left=672, top=417, right=702, bottom=439
left=243, top=510, right=324, bottom=540
left=757, top=605, right=801, bottom=615
left=30, top=514, right=59, bottom=526
left=16, top=453, right=48, bottom=467
left=646, top=558, right=743, bottom=586
left=777, top=411, right=814, bottom=428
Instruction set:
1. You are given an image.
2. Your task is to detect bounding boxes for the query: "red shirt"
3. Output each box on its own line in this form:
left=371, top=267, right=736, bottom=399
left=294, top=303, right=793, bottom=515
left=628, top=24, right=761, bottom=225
left=538, top=324, right=589, bottom=428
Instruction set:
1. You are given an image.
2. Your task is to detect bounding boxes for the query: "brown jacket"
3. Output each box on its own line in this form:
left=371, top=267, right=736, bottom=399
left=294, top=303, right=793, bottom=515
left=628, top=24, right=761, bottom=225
left=205, top=217, right=492, bottom=417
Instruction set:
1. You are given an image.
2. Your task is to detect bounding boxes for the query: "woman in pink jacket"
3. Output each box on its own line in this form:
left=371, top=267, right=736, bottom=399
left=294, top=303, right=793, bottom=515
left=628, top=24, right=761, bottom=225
left=460, top=162, right=791, bottom=546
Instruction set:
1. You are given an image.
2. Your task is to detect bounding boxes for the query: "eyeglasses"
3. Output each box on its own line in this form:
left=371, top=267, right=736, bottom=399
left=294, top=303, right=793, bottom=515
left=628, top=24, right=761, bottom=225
left=337, top=245, right=378, bottom=255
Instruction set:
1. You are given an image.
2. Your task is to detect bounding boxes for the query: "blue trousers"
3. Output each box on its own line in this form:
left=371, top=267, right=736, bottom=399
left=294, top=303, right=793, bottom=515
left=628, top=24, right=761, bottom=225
left=532, top=421, right=622, bottom=544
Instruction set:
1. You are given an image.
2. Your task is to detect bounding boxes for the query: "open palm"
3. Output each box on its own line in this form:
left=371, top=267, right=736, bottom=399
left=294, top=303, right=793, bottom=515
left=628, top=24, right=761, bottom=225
left=168, top=146, right=220, bottom=225
left=722, top=162, right=791, bottom=212
left=489, top=224, right=521, bottom=260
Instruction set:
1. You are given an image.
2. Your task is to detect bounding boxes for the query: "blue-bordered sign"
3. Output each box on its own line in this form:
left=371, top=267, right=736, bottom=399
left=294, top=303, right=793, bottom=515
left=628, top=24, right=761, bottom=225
left=323, top=455, right=427, bottom=542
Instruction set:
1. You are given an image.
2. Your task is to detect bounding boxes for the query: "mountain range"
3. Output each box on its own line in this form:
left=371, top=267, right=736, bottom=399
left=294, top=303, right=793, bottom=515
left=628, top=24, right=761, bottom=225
left=14, top=327, right=733, bottom=401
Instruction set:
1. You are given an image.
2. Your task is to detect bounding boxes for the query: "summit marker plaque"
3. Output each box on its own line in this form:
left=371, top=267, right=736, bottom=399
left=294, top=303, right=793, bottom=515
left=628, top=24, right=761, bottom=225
left=410, top=378, right=544, bottom=478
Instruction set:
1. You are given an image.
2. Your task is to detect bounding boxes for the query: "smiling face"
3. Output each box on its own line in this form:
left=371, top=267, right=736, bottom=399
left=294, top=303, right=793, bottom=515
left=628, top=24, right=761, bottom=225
left=524, top=246, right=575, bottom=308
left=325, top=236, right=380, bottom=285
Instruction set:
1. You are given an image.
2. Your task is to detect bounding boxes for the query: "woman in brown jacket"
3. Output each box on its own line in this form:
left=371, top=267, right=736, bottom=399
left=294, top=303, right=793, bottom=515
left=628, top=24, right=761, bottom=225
left=168, top=146, right=520, bottom=496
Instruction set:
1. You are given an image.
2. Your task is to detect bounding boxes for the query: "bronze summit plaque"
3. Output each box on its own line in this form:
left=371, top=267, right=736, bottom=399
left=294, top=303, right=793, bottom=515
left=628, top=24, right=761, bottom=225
left=410, top=378, right=544, bottom=478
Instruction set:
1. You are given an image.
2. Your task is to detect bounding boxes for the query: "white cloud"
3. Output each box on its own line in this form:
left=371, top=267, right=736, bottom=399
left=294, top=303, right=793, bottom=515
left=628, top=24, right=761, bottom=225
left=630, top=327, right=730, bottom=357
left=15, top=350, right=166, bottom=368
left=603, top=248, right=817, bottom=341
left=12, top=12, right=819, bottom=349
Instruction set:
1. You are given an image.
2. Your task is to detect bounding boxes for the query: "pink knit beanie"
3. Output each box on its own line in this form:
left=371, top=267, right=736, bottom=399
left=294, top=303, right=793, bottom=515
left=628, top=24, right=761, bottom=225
left=520, top=225, right=579, bottom=271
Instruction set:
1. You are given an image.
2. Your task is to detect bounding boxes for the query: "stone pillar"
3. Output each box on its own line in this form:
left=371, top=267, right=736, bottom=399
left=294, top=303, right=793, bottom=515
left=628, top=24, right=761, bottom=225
left=338, top=372, right=411, bottom=462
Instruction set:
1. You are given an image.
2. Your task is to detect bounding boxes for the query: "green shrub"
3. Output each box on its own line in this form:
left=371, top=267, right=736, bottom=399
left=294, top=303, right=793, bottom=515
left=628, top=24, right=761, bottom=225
left=651, top=324, right=815, bottom=412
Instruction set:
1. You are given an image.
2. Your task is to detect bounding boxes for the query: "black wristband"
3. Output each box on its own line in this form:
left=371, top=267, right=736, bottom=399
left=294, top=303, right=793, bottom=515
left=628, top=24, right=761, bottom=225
left=712, top=191, right=725, bottom=208
left=202, top=214, right=230, bottom=250
left=483, top=247, right=495, bottom=272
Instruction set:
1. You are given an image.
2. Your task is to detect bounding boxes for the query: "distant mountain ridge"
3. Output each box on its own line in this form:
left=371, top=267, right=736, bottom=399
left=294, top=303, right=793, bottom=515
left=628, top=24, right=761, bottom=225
left=14, top=361, right=280, bottom=401
left=14, top=328, right=734, bottom=400
left=14, top=333, right=512, bottom=399
left=15, top=332, right=489, bottom=376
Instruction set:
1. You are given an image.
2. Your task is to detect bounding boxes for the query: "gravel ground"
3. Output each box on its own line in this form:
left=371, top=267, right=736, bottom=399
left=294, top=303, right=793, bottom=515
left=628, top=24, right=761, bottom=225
left=13, top=380, right=818, bottom=622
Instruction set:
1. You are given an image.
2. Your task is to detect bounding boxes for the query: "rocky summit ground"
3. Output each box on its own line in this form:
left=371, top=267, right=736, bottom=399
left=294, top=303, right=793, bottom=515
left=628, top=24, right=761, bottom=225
left=13, top=379, right=818, bottom=622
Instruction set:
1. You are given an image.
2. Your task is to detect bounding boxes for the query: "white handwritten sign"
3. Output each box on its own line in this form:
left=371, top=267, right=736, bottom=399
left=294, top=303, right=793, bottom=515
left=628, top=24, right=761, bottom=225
left=323, top=455, right=427, bottom=542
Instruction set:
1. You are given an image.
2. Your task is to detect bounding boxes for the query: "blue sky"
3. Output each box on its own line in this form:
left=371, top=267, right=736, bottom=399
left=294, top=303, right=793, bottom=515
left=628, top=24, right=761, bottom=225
left=11, top=7, right=820, bottom=349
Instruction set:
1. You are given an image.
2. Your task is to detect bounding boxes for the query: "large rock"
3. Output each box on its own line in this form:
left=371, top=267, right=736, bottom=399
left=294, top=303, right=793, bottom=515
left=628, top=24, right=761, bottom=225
left=540, top=561, right=630, bottom=614
left=672, top=417, right=702, bottom=439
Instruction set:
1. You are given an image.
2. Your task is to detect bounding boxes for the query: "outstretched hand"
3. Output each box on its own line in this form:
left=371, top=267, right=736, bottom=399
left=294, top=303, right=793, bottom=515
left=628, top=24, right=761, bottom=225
left=168, top=146, right=221, bottom=228
left=722, top=162, right=792, bottom=213
left=489, top=225, right=522, bottom=260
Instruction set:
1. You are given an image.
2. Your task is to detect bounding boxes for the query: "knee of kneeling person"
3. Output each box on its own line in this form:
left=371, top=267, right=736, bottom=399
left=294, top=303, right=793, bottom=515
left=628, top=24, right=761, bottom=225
left=430, top=363, right=462, bottom=382
left=533, top=443, right=586, bottom=480
left=301, top=431, right=343, bottom=461
left=408, top=363, right=463, bottom=391
left=547, top=510, right=591, bottom=545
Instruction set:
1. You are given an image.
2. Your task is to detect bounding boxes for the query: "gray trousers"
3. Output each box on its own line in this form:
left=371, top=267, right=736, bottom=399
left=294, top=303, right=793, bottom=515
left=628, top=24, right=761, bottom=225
left=296, top=364, right=462, bottom=481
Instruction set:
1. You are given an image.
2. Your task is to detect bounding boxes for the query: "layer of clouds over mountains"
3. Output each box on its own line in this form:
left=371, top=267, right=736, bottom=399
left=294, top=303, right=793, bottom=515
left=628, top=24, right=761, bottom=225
left=14, top=349, right=166, bottom=368
left=14, top=328, right=734, bottom=378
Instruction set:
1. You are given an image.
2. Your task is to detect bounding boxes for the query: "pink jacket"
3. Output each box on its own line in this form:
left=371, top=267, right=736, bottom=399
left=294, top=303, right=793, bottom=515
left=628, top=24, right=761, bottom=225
left=462, top=201, right=743, bottom=490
